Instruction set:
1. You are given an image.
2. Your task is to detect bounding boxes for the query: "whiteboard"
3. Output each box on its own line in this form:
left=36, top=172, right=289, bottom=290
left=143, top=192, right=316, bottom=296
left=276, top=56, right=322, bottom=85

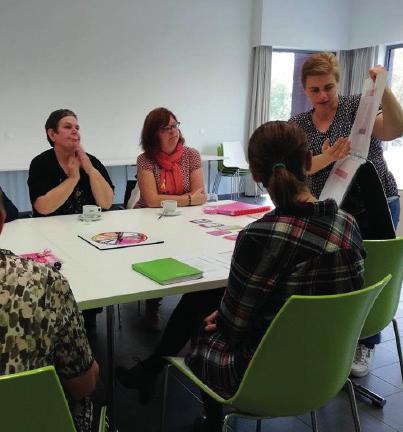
left=0, top=0, right=252, bottom=170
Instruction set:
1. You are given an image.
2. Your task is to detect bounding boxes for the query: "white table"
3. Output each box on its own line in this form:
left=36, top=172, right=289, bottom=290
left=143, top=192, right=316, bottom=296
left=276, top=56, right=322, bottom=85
left=0, top=205, right=254, bottom=430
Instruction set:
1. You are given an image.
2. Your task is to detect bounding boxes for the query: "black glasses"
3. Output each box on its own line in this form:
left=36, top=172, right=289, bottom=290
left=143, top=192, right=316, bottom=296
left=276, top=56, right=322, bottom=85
left=160, top=122, right=181, bottom=132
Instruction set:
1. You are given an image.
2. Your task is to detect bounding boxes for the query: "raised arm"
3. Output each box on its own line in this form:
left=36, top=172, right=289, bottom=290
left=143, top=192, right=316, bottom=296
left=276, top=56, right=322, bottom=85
left=309, top=137, right=351, bottom=175
left=371, top=66, right=403, bottom=141
left=77, top=148, right=114, bottom=209
left=33, top=156, right=80, bottom=215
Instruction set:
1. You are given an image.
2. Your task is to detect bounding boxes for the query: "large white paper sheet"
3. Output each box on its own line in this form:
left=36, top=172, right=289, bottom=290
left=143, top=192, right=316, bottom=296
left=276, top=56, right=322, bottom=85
left=319, top=72, right=387, bottom=204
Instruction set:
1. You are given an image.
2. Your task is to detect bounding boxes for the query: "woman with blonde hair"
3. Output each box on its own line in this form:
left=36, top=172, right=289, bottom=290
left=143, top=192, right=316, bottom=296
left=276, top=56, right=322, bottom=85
left=290, top=51, right=403, bottom=377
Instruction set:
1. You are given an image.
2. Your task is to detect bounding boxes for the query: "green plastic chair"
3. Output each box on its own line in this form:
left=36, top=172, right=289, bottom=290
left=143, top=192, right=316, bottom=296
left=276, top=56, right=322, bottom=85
left=0, top=365, right=108, bottom=432
left=212, top=142, right=250, bottom=199
left=352, top=238, right=403, bottom=407
left=162, top=276, right=390, bottom=432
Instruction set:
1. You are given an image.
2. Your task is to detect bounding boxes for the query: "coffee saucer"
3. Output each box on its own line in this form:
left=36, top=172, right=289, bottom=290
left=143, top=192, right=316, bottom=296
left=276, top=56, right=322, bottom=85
left=78, top=214, right=102, bottom=221
left=157, top=210, right=182, bottom=217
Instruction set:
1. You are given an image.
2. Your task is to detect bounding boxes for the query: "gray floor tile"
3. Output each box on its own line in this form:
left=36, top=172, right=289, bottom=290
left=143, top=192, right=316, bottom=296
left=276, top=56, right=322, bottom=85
left=362, top=390, right=403, bottom=431
left=371, top=363, right=403, bottom=389
left=372, top=344, right=400, bottom=369
left=87, top=240, right=403, bottom=432
left=352, top=372, right=402, bottom=398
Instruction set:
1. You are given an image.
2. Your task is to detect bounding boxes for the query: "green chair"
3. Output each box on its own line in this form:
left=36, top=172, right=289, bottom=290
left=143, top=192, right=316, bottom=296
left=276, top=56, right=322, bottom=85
left=0, top=365, right=108, bottom=432
left=212, top=142, right=250, bottom=199
left=352, top=238, right=403, bottom=407
left=162, top=276, right=390, bottom=432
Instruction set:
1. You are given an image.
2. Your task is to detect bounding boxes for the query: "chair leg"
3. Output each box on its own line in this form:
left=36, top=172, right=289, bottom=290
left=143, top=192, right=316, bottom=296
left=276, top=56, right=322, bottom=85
left=212, top=172, right=222, bottom=195
left=392, top=318, right=403, bottom=381
left=222, top=413, right=231, bottom=432
left=256, top=419, right=262, bottom=432
left=310, top=411, right=319, bottom=432
left=137, top=300, right=141, bottom=316
left=160, top=365, right=170, bottom=432
left=346, top=378, right=362, bottom=432
left=117, top=304, right=122, bottom=329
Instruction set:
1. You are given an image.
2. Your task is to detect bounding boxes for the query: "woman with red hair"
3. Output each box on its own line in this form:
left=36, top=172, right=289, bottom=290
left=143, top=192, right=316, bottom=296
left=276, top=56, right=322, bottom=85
left=135, top=107, right=207, bottom=328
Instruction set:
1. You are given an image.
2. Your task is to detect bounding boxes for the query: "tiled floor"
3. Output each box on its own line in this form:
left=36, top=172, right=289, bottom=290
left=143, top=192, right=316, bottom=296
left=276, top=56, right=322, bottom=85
left=89, top=195, right=403, bottom=431
left=89, top=290, right=403, bottom=432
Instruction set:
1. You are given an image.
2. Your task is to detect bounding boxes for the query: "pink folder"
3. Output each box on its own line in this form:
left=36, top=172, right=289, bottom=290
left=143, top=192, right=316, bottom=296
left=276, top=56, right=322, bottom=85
left=216, top=201, right=272, bottom=216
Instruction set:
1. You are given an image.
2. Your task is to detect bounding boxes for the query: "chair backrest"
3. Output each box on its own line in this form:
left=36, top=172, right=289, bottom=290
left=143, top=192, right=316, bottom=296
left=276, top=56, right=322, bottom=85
left=222, top=141, right=249, bottom=170
left=125, top=181, right=141, bottom=209
left=341, top=161, right=396, bottom=240
left=228, top=276, right=390, bottom=417
left=0, top=366, right=76, bottom=431
left=360, top=238, right=403, bottom=338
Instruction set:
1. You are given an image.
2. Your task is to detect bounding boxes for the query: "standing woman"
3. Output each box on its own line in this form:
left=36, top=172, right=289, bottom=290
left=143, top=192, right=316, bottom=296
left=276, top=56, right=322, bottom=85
left=290, top=52, right=403, bottom=377
left=135, top=107, right=207, bottom=329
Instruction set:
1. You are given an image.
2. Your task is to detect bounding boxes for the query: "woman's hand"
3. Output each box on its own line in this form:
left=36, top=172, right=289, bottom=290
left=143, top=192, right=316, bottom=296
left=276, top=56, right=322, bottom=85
left=369, top=65, right=387, bottom=83
left=321, top=137, right=351, bottom=163
left=190, top=187, right=207, bottom=205
left=203, top=310, right=218, bottom=332
left=76, top=147, right=94, bottom=175
left=66, top=155, right=80, bottom=180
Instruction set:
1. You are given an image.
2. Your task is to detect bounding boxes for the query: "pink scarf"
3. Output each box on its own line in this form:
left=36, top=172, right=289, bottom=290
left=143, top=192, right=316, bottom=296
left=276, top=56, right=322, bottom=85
left=155, top=143, right=184, bottom=195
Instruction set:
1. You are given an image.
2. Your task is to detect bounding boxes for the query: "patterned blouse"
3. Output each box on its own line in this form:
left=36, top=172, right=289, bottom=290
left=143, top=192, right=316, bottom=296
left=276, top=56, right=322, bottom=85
left=290, top=95, right=398, bottom=199
left=135, top=146, right=202, bottom=208
left=0, top=249, right=94, bottom=431
left=186, top=200, right=365, bottom=398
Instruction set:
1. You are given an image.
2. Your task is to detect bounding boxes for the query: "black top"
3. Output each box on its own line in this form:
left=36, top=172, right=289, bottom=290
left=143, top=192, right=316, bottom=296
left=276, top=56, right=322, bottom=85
left=290, top=94, right=398, bottom=199
left=27, top=149, right=114, bottom=217
left=0, top=187, right=18, bottom=222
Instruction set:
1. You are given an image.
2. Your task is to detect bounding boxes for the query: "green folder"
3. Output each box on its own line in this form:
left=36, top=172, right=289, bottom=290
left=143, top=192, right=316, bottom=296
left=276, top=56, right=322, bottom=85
left=132, top=258, right=203, bottom=285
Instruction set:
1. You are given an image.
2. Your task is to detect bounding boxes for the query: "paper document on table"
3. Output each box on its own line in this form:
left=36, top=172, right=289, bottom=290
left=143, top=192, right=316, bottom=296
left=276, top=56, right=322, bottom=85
left=319, top=72, right=387, bottom=205
left=177, top=252, right=232, bottom=279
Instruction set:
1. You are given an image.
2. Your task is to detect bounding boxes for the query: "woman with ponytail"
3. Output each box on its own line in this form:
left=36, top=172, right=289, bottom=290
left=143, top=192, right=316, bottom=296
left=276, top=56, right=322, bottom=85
left=118, top=121, right=366, bottom=431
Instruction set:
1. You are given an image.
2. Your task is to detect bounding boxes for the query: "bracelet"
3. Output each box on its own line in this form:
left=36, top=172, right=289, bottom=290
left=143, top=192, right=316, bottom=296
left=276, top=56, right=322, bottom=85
left=188, top=194, right=192, bottom=206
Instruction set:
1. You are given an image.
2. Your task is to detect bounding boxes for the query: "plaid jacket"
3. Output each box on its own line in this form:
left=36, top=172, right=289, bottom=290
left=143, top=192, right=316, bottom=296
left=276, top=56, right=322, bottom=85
left=186, top=199, right=365, bottom=398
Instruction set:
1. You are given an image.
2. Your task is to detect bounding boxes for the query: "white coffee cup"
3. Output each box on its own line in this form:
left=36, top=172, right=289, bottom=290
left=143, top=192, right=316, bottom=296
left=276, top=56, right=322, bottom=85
left=160, top=200, right=177, bottom=215
left=82, top=205, right=102, bottom=221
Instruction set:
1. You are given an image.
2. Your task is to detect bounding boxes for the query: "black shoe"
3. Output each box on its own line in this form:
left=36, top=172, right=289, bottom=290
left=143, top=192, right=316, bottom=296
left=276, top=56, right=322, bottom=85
left=116, top=362, right=157, bottom=405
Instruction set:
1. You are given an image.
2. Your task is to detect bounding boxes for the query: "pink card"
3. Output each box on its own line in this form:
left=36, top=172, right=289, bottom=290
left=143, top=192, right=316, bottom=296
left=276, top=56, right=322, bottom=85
left=207, top=229, right=232, bottom=236
left=223, top=233, right=239, bottom=241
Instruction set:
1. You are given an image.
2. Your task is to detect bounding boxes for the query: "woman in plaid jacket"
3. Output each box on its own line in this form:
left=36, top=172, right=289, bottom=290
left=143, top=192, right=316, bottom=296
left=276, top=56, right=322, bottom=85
left=117, top=121, right=365, bottom=432
left=186, top=121, right=365, bottom=431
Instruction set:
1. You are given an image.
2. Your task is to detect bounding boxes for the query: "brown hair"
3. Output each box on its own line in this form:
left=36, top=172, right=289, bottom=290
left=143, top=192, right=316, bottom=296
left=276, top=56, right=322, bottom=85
left=140, top=107, right=184, bottom=161
left=45, top=109, right=77, bottom=147
left=248, top=121, right=309, bottom=208
left=301, top=52, right=340, bottom=88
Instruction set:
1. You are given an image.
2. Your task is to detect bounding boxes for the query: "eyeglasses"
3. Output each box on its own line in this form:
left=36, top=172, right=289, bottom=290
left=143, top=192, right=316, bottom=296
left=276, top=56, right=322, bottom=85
left=160, top=122, right=181, bottom=132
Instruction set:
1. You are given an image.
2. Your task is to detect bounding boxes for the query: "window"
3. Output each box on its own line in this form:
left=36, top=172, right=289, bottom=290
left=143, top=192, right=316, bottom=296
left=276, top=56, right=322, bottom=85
left=384, top=45, right=403, bottom=189
left=269, top=50, right=316, bottom=121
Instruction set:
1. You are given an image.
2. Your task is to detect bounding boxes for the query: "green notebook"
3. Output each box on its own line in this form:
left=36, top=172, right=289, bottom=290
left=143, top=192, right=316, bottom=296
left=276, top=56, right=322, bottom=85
left=132, top=258, right=203, bottom=285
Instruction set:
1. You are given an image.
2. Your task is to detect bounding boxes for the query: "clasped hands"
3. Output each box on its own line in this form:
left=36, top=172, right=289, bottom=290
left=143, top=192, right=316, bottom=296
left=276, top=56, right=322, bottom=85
left=66, top=146, right=94, bottom=179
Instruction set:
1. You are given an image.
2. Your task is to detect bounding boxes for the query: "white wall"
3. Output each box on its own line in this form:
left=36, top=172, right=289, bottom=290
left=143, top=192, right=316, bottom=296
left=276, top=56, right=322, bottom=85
left=0, top=0, right=254, bottom=169
left=350, top=0, right=403, bottom=49
left=259, top=0, right=352, bottom=50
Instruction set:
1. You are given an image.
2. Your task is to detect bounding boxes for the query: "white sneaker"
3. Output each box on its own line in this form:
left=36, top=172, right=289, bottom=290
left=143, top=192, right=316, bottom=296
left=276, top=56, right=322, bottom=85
left=350, top=344, right=375, bottom=377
